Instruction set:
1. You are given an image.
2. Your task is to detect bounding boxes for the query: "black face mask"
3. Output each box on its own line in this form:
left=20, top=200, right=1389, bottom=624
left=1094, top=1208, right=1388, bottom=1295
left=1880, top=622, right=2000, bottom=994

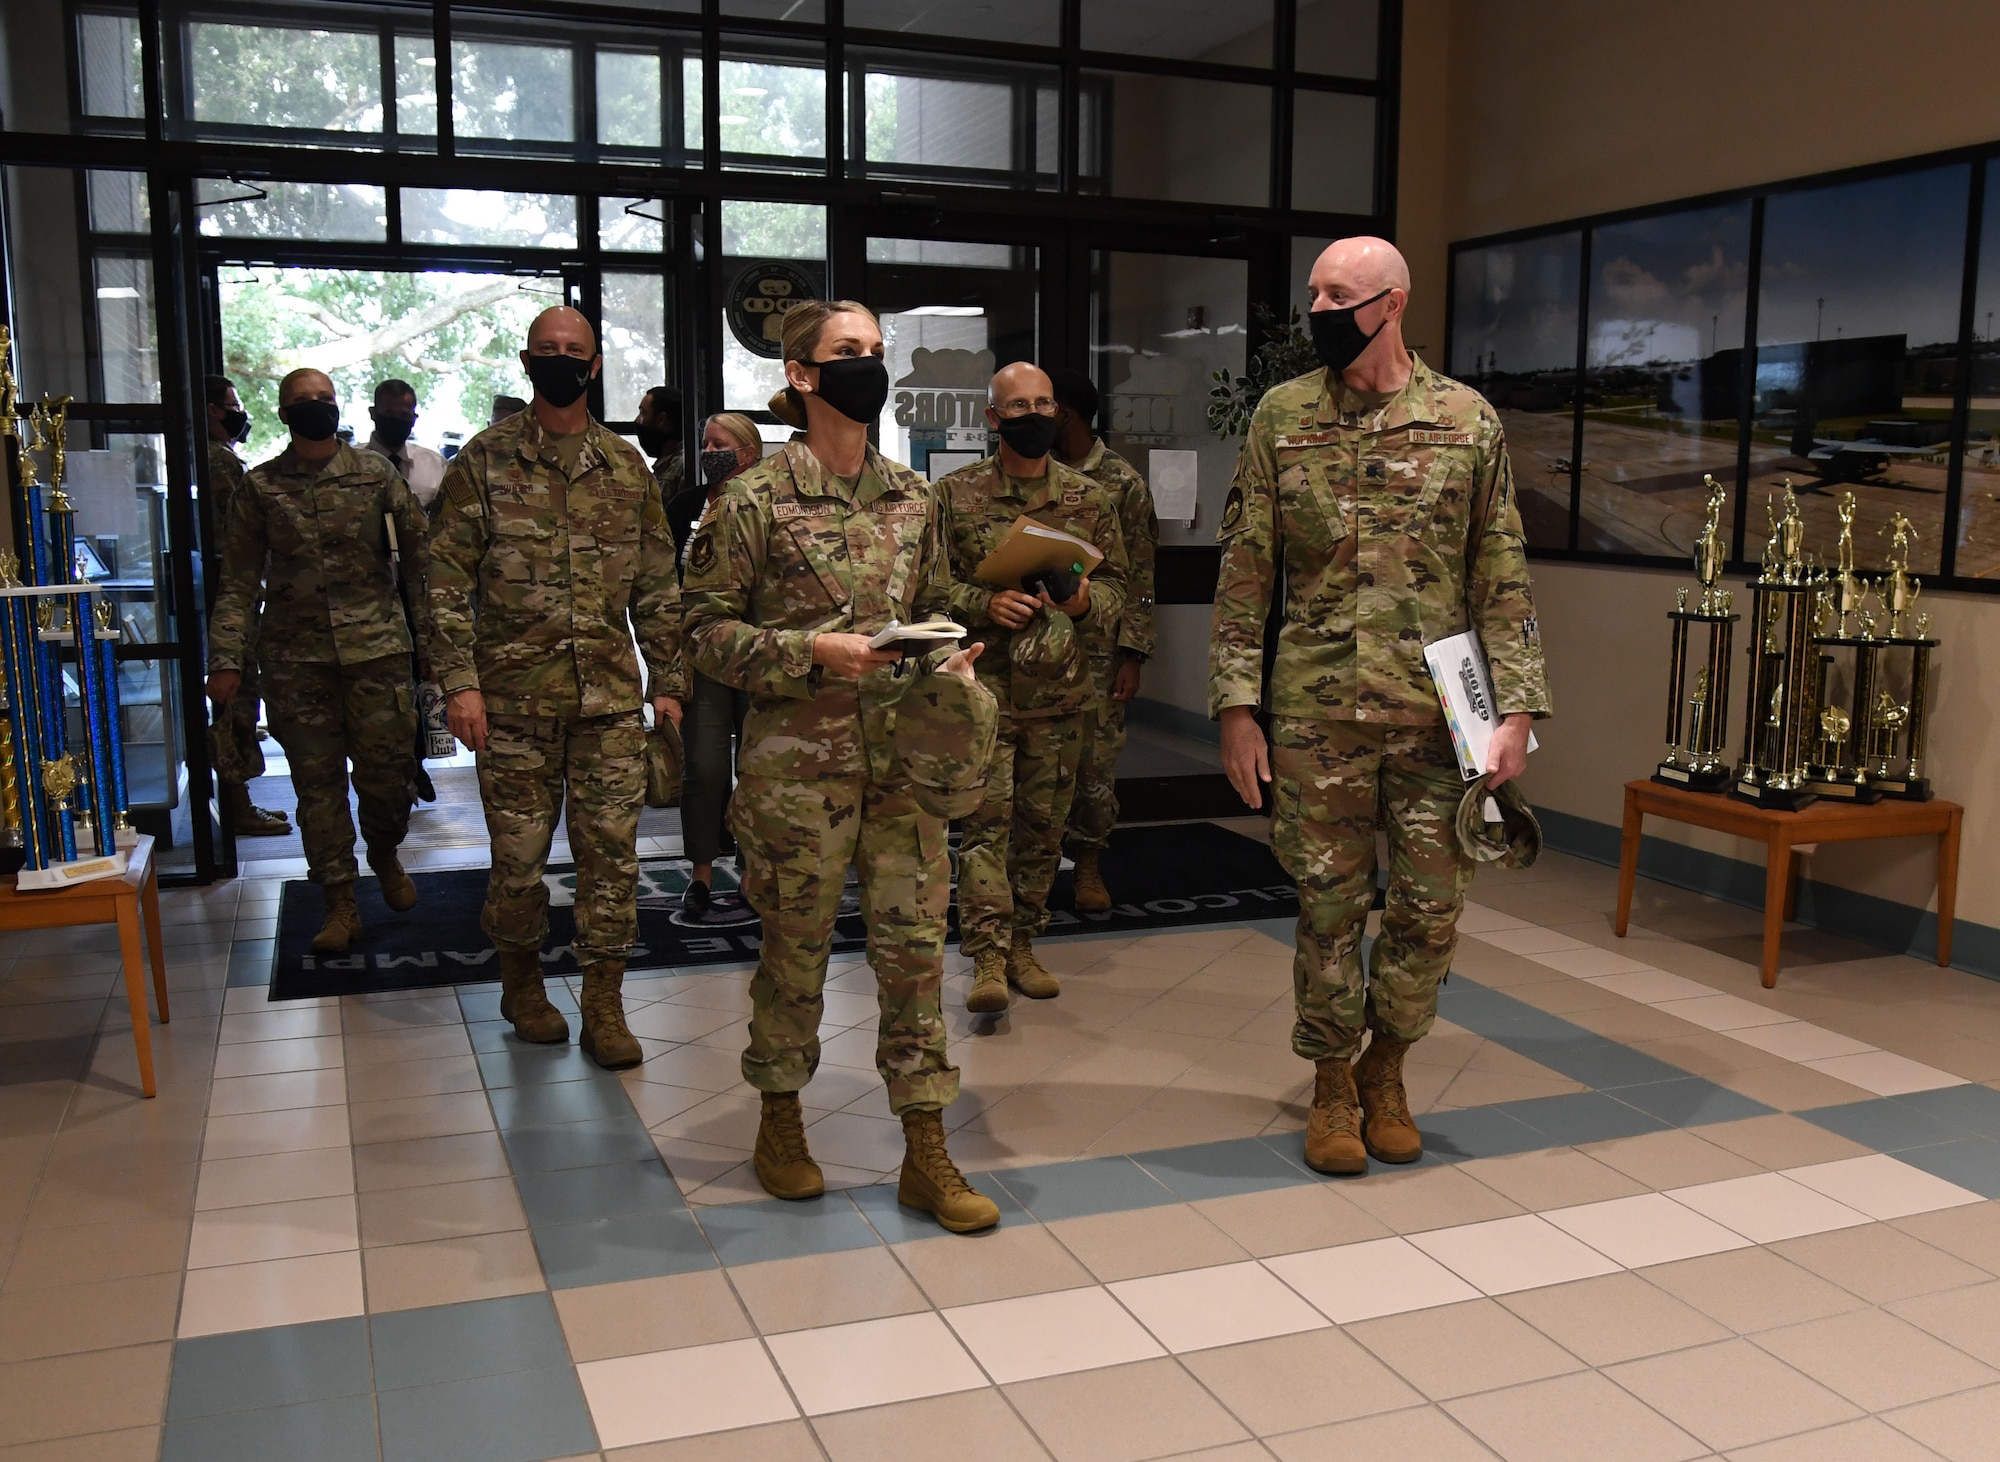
left=994, top=411, right=1060, bottom=460
left=804, top=355, right=890, bottom=424
left=700, top=448, right=743, bottom=485
left=525, top=354, right=595, bottom=409
left=284, top=399, right=340, bottom=443
left=635, top=426, right=674, bottom=458
left=1309, top=287, right=1392, bottom=374
left=371, top=412, right=415, bottom=450
left=219, top=408, right=250, bottom=443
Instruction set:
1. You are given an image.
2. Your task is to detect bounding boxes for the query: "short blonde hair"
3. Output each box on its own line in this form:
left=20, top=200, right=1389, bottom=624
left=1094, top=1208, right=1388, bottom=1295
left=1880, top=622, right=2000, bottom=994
left=770, top=299, right=880, bottom=427
left=704, top=411, right=762, bottom=456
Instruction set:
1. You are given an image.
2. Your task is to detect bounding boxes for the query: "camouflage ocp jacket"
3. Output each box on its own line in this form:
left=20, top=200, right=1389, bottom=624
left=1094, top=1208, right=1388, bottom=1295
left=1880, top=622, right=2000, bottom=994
left=208, top=443, right=424, bottom=674
left=1208, top=356, right=1553, bottom=725
left=1069, top=438, right=1158, bottom=662
left=425, top=409, right=683, bottom=719
left=681, top=439, right=954, bottom=782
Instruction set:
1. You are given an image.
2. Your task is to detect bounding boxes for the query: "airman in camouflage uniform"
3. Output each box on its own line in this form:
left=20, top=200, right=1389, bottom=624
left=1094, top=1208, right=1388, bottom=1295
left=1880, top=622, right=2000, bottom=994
left=202, top=375, right=289, bottom=837
left=206, top=368, right=425, bottom=952
left=1049, top=369, right=1157, bottom=910
left=683, top=297, right=997, bottom=1234
left=1210, top=237, right=1551, bottom=1175
left=935, top=363, right=1129, bottom=1013
left=427, top=308, right=683, bottom=1071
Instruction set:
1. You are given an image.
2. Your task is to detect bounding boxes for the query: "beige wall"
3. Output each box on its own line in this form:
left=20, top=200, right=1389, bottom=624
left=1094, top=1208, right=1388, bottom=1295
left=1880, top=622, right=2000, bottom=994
left=1397, top=0, right=2000, bottom=929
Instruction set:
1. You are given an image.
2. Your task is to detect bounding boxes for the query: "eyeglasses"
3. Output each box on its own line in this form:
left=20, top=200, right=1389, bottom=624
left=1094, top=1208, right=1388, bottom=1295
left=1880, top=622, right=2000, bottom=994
left=993, top=397, right=1057, bottom=418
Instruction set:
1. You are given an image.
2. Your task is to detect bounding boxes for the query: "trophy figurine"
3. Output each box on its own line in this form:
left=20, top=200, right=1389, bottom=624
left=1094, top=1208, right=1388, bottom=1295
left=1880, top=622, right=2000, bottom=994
left=1656, top=475, right=1737, bottom=792
left=1815, top=705, right=1851, bottom=776
left=1734, top=482, right=1818, bottom=808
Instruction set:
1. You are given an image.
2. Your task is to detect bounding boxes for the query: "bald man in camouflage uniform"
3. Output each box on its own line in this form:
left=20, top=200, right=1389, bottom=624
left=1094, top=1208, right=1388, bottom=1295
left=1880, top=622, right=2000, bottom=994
left=207, top=368, right=425, bottom=953
left=428, top=307, right=683, bottom=1071
left=1211, top=237, right=1551, bottom=1175
left=1049, top=368, right=1157, bottom=911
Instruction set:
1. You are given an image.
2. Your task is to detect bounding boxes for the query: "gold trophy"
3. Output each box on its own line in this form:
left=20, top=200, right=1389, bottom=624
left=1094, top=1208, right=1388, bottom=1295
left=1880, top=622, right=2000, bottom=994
left=1656, top=474, right=1737, bottom=792
left=1734, top=483, right=1817, bottom=808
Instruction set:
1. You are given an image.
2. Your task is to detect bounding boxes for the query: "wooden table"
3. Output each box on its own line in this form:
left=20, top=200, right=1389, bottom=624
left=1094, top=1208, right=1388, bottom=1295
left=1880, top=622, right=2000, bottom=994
left=1614, top=780, right=1962, bottom=988
left=0, top=836, right=169, bottom=1096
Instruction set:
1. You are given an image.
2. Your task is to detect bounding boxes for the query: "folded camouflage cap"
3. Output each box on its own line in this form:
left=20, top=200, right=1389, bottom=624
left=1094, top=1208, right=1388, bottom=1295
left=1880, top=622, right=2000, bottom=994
left=208, top=704, right=265, bottom=785
left=1009, top=605, right=1081, bottom=683
left=644, top=716, right=684, bottom=809
left=1455, top=775, right=1542, bottom=868
left=893, top=666, right=998, bottom=819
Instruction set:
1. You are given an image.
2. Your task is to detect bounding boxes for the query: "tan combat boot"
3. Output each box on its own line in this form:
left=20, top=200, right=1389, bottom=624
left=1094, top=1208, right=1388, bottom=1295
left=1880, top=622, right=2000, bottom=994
left=1072, top=848, right=1112, bottom=913
left=966, top=950, right=1010, bottom=1014
left=497, top=948, right=569, bottom=1044
left=1353, top=1033, right=1424, bottom=1164
left=1303, top=1057, right=1367, bottom=1175
left=1006, top=932, right=1061, bottom=1000
left=367, top=848, right=418, bottom=913
left=898, top=1109, right=1000, bottom=1233
left=754, top=1092, right=825, bottom=1200
left=578, top=960, right=643, bottom=1070
left=311, top=883, right=363, bottom=953
left=223, top=782, right=290, bottom=837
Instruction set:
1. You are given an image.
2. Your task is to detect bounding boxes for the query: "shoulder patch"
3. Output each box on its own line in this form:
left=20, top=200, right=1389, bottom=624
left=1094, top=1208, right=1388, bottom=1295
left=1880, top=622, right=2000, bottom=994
left=1408, top=430, right=1475, bottom=447
left=686, top=528, right=717, bottom=576
left=1221, top=485, right=1244, bottom=531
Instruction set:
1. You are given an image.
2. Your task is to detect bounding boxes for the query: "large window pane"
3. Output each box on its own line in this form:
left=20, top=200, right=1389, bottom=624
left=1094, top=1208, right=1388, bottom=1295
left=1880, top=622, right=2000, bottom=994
left=713, top=56, right=826, bottom=165
left=1962, top=160, right=2000, bottom=581
left=722, top=0, right=826, bottom=20
left=452, top=38, right=575, bottom=144
left=188, top=23, right=383, bottom=133
left=1294, top=0, right=1379, bottom=79
left=601, top=197, right=666, bottom=253
left=1752, top=165, right=1969, bottom=578
left=400, top=190, right=578, bottom=248
left=598, top=50, right=662, bottom=149
left=1578, top=206, right=1751, bottom=557
left=1085, top=72, right=1269, bottom=209
left=196, top=180, right=389, bottom=242
left=217, top=268, right=547, bottom=459
left=395, top=35, right=438, bottom=135
left=1450, top=233, right=1582, bottom=550
left=87, top=171, right=149, bottom=234
left=93, top=255, right=160, bottom=402
left=601, top=273, right=668, bottom=424
left=720, top=200, right=825, bottom=413
left=1291, top=89, right=1373, bottom=214
left=1082, top=0, right=1274, bottom=64
left=864, top=71, right=1014, bottom=174
left=851, top=0, right=1061, bottom=46
left=79, top=11, right=143, bottom=119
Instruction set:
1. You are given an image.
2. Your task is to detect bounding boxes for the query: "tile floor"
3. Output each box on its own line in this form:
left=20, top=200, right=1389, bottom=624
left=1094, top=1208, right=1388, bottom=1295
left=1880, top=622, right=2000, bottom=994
left=5, top=832, right=2000, bottom=1459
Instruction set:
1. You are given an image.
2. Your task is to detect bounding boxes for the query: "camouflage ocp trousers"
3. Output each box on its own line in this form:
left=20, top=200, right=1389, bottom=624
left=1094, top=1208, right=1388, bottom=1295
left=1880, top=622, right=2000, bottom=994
left=261, top=655, right=416, bottom=887
left=221, top=609, right=265, bottom=790
left=1066, top=658, right=1126, bottom=851
left=956, top=709, right=1085, bottom=960
left=732, top=773, right=958, bottom=1115
left=478, top=711, right=645, bottom=965
left=1270, top=717, right=1472, bottom=1061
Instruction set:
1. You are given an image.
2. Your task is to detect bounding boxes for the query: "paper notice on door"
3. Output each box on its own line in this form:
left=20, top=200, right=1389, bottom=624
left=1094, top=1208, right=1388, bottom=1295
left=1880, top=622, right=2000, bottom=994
left=1147, top=449, right=1198, bottom=525
left=67, top=451, right=140, bottom=539
left=925, top=451, right=982, bottom=481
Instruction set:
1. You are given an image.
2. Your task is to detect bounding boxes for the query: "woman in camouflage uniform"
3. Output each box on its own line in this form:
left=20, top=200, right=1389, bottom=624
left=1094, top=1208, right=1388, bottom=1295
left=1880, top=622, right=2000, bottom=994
left=681, top=300, right=998, bottom=1233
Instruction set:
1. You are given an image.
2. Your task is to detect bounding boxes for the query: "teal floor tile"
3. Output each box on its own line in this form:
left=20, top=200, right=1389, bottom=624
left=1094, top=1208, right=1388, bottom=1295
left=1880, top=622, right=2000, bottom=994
left=1888, top=1139, right=2000, bottom=1199
left=848, top=1174, right=1024, bottom=1244
left=1417, top=1104, right=1551, bottom=1162
left=1134, top=1136, right=1321, bottom=1200
left=502, top=1118, right=658, bottom=1173
left=992, top=1155, right=1177, bottom=1221
left=1500, top=1090, right=1670, bottom=1146
left=167, top=1316, right=371, bottom=1419
left=515, top=1159, right=686, bottom=1227
left=162, top=1395, right=379, bottom=1462
left=377, top=1368, right=596, bottom=1462
left=474, top=1045, right=601, bottom=1090
left=1259, top=1129, right=1450, bottom=1173
left=535, top=1208, right=718, bottom=1287
left=1799, top=1098, right=1967, bottom=1153
left=1611, top=1076, right=1772, bottom=1128
left=1894, top=1085, right=2000, bottom=1138
left=488, top=1076, right=636, bottom=1130
left=369, top=1294, right=570, bottom=1391
left=696, top=1192, right=884, bottom=1266
left=1514, top=1037, right=1691, bottom=1092
left=227, top=939, right=276, bottom=988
